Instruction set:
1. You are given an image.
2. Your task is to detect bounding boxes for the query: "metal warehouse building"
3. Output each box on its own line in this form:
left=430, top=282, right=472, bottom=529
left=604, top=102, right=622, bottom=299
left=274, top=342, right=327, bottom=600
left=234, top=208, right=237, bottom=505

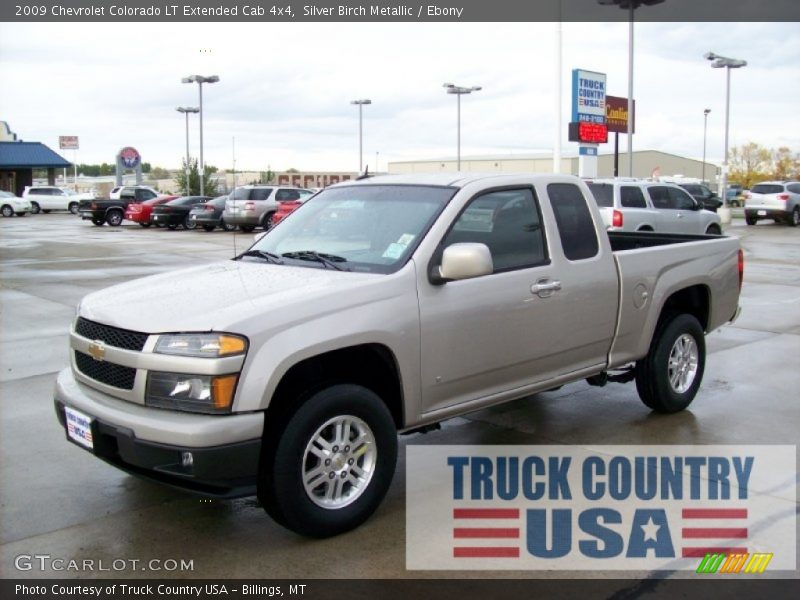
left=388, top=150, right=718, bottom=183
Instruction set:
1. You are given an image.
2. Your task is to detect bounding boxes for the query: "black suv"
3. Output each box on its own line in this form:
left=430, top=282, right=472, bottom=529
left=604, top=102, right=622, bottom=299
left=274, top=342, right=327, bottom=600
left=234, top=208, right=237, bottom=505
left=678, top=183, right=723, bottom=212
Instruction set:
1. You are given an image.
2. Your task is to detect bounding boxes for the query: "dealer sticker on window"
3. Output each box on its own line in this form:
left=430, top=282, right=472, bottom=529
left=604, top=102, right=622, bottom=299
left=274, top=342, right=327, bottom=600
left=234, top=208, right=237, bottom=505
left=65, top=406, right=94, bottom=451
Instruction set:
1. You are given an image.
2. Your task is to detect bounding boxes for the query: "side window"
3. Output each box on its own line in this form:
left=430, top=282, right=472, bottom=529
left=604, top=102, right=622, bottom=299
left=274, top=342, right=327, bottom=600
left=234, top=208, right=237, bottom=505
left=700, top=186, right=713, bottom=197
left=276, top=189, right=300, bottom=201
left=548, top=183, right=599, bottom=261
left=648, top=186, right=671, bottom=209
left=620, top=186, right=647, bottom=208
left=787, top=184, right=800, bottom=194
left=442, top=188, right=546, bottom=273
left=252, top=188, right=272, bottom=201
left=667, top=187, right=697, bottom=210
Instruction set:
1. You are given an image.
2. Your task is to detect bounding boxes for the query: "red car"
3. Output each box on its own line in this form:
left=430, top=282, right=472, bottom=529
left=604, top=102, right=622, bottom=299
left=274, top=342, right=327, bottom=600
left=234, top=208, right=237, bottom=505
left=271, top=190, right=319, bottom=226
left=125, top=195, right=178, bottom=227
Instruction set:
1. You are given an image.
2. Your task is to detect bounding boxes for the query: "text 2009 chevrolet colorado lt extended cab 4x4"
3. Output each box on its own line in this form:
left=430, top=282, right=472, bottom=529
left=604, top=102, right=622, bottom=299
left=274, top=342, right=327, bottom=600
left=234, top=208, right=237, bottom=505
left=55, top=173, right=743, bottom=537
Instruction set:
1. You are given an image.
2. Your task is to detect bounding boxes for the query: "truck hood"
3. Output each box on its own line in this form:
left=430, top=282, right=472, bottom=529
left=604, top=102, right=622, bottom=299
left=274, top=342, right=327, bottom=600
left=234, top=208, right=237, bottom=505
left=79, top=260, right=386, bottom=334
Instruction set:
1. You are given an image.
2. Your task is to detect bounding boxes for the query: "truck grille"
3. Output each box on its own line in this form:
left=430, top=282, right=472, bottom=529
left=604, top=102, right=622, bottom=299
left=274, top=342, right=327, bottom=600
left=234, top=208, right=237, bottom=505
left=75, top=318, right=148, bottom=351
left=75, top=351, right=136, bottom=390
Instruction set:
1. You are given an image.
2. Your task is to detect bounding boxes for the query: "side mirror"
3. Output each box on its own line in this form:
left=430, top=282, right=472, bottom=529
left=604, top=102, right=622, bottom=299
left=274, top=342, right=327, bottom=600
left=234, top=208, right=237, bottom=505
left=431, top=243, right=493, bottom=284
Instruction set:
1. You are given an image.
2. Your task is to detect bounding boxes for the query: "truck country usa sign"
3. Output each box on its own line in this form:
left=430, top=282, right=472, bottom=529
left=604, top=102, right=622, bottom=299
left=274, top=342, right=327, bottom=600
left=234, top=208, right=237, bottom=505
left=406, top=445, right=795, bottom=570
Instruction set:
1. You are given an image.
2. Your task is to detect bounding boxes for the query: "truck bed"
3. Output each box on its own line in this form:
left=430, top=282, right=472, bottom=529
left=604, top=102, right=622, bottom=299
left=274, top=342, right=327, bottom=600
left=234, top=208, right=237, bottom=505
left=608, top=230, right=717, bottom=252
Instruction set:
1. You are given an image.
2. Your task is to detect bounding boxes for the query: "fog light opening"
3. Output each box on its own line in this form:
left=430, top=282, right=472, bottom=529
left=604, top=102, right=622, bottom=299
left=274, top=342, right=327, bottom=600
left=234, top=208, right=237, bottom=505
left=181, top=451, right=194, bottom=469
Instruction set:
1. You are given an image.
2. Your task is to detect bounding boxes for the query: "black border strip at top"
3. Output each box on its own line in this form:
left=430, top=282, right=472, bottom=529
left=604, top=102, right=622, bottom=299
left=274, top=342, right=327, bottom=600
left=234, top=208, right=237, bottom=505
left=2, top=0, right=799, bottom=23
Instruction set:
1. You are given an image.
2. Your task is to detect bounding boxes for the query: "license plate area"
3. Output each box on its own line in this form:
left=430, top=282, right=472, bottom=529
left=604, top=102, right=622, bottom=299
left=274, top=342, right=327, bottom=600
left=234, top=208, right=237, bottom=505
left=758, top=210, right=767, bottom=216
left=65, top=406, right=95, bottom=451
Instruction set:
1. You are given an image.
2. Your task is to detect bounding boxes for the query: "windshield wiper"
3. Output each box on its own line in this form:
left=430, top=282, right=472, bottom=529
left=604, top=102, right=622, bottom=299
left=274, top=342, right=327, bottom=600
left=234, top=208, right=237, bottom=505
left=236, top=249, right=284, bottom=264
left=281, top=250, right=349, bottom=271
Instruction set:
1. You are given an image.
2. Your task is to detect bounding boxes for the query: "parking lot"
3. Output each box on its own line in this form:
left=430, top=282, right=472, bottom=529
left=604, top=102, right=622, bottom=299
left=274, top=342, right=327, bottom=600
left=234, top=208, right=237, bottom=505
left=0, top=213, right=798, bottom=583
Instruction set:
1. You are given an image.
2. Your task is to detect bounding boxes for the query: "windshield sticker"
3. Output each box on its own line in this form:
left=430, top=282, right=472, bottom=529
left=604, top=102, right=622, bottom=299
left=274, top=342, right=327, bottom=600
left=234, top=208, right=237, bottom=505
left=382, top=243, right=406, bottom=260
left=397, top=233, right=416, bottom=246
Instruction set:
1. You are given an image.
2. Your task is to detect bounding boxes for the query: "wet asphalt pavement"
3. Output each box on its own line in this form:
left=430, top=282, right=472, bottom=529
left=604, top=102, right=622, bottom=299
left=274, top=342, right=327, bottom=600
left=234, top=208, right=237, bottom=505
left=0, top=213, right=797, bottom=584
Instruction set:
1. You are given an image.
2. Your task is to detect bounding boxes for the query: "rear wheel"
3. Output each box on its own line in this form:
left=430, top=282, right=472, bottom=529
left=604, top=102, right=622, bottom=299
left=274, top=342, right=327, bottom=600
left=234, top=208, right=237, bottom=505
left=258, top=384, right=397, bottom=538
left=240, top=225, right=255, bottom=233
left=790, top=207, right=800, bottom=228
left=635, top=313, right=705, bottom=413
left=705, top=224, right=721, bottom=235
left=106, top=210, right=123, bottom=226
left=184, top=215, right=197, bottom=230
left=30, top=202, right=40, bottom=214
left=221, top=220, right=236, bottom=232
left=68, top=202, right=79, bottom=215
left=745, top=215, right=757, bottom=226
left=1, top=205, right=13, bottom=217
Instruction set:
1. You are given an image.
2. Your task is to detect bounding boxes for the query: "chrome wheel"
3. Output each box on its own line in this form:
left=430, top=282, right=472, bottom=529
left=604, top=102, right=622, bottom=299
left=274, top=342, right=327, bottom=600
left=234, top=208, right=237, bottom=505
left=302, top=415, right=377, bottom=510
left=668, top=334, right=699, bottom=393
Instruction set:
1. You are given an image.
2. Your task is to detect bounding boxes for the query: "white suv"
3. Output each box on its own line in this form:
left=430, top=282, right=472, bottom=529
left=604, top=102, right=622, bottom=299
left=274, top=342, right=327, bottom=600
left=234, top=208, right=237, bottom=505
left=586, top=179, right=722, bottom=235
left=22, top=186, right=95, bottom=215
left=744, top=181, right=800, bottom=227
left=110, top=185, right=159, bottom=200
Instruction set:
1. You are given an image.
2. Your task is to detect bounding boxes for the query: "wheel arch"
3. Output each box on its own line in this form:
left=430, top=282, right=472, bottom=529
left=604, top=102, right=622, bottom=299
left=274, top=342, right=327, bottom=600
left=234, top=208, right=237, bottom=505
left=657, top=284, right=710, bottom=333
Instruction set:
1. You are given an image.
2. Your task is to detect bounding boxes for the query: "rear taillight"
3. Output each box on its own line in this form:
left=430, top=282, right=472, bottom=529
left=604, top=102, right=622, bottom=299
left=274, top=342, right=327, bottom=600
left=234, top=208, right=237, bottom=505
left=612, top=209, right=623, bottom=228
left=777, top=194, right=789, bottom=201
left=129, top=205, right=141, bottom=213
left=90, top=202, right=97, bottom=209
left=738, top=249, right=744, bottom=290
left=244, top=201, right=255, bottom=211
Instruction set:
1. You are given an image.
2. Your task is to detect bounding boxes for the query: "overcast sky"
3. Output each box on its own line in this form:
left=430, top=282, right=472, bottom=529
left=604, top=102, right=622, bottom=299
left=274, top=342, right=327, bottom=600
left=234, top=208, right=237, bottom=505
left=1, top=21, right=798, bottom=173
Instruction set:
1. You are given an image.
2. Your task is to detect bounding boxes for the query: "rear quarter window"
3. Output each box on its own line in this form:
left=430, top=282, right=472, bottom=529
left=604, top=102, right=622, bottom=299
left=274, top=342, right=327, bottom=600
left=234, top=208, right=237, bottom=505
left=586, top=183, right=614, bottom=207
left=620, top=186, right=647, bottom=208
left=547, top=183, right=599, bottom=261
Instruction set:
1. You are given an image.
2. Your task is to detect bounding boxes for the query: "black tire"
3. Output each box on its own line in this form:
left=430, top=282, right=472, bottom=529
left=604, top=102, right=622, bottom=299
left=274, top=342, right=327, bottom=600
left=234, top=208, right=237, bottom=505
left=790, top=207, right=800, bottom=228
left=745, top=215, right=757, bottom=226
left=240, top=225, right=255, bottom=233
left=139, top=222, right=151, bottom=228
left=202, top=225, right=215, bottom=232
left=167, top=223, right=179, bottom=230
left=258, top=384, right=398, bottom=538
left=635, top=313, right=705, bottom=414
left=106, top=210, right=123, bottom=227
left=42, top=209, right=52, bottom=214
left=705, top=224, right=721, bottom=235
left=1, top=205, right=13, bottom=218
left=17, top=212, right=26, bottom=217
left=184, top=215, right=197, bottom=230
left=91, top=218, right=105, bottom=226
left=68, top=202, right=79, bottom=215
left=221, top=220, right=236, bottom=232
left=262, top=212, right=275, bottom=229
left=30, top=202, right=41, bottom=214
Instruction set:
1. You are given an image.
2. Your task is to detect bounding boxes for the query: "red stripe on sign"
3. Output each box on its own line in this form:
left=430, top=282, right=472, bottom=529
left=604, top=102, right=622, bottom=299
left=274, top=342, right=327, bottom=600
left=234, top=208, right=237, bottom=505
left=454, top=528, right=520, bottom=539
left=453, top=508, right=520, bottom=519
left=454, top=547, right=520, bottom=558
left=682, top=508, right=748, bottom=519
left=682, top=528, right=748, bottom=539
left=681, top=547, right=748, bottom=558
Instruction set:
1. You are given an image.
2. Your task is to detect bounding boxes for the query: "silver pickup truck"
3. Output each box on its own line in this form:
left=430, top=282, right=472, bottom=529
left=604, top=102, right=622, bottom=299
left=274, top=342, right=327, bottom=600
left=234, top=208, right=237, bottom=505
left=55, top=173, right=742, bottom=537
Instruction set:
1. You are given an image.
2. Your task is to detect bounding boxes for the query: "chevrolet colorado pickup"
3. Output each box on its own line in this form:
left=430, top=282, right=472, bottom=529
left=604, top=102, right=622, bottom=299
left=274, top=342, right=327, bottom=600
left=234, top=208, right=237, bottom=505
left=55, top=173, right=742, bottom=537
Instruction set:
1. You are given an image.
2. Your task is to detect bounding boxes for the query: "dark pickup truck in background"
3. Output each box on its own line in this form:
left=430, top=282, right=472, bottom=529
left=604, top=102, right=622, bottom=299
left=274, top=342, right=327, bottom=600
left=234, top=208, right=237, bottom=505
left=79, top=187, right=160, bottom=226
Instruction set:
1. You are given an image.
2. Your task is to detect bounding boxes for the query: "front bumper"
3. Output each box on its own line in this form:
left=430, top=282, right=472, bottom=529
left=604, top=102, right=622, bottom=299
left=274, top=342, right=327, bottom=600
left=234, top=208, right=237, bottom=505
left=150, top=213, right=183, bottom=226
left=54, top=368, right=263, bottom=498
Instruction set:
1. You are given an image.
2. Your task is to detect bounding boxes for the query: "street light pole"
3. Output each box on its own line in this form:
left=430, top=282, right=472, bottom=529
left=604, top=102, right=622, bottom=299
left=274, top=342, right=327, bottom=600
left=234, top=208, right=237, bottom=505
left=597, top=0, right=665, bottom=177
left=704, top=52, right=747, bottom=207
left=443, top=83, right=482, bottom=171
left=350, top=99, right=372, bottom=172
left=176, top=107, right=199, bottom=196
left=702, top=108, right=710, bottom=185
left=182, top=75, right=219, bottom=196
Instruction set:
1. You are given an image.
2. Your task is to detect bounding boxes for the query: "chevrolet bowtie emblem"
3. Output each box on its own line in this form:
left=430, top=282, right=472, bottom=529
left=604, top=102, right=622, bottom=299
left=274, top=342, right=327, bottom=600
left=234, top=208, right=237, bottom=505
left=87, top=340, right=106, bottom=362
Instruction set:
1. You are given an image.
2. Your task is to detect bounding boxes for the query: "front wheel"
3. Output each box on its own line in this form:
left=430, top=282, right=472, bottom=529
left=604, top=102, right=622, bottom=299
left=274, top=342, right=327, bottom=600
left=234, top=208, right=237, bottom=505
left=68, top=202, right=79, bottom=215
left=635, top=313, right=705, bottom=413
left=184, top=215, right=197, bottom=230
left=30, top=202, right=41, bottom=214
left=705, top=224, right=721, bottom=235
left=258, top=384, right=398, bottom=538
left=1, top=205, right=13, bottom=218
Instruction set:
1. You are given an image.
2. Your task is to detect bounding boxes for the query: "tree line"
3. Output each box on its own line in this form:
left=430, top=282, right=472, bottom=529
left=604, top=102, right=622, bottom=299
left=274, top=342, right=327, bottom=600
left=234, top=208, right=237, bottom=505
left=728, top=143, right=799, bottom=189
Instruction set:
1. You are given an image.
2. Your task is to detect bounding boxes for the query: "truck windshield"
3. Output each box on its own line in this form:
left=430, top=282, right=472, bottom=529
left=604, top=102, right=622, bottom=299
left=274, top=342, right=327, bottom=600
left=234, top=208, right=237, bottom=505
left=249, top=184, right=456, bottom=273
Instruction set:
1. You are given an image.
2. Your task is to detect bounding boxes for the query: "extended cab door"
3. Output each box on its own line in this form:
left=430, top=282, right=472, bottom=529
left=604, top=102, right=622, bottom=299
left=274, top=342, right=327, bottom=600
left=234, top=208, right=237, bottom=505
left=416, top=183, right=618, bottom=415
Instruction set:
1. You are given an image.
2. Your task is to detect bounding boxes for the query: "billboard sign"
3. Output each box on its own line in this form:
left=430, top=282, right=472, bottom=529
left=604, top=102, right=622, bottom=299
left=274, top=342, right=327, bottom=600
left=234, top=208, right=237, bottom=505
left=606, top=95, right=636, bottom=134
left=571, top=69, right=606, bottom=124
left=569, top=121, right=609, bottom=144
left=59, top=136, right=79, bottom=150
left=118, top=147, right=141, bottom=169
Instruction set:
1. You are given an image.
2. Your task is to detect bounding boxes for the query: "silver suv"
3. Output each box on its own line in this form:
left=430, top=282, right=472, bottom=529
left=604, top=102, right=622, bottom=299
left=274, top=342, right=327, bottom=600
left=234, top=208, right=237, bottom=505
left=223, top=185, right=313, bottom=232
left=587, top=179, right=722, bottom=235
left=744, top=181, right=800, bottom=227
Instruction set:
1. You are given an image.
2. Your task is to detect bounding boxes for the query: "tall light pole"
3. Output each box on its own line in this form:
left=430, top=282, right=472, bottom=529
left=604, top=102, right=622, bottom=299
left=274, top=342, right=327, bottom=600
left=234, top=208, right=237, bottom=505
left=443, top=83, right=481, bottom=171
left=704, top=52, right=747, bottom=207
left=176, top=107, right=199, bottom=196
left=597, top=0, right=664, bottom=177
left=350, top=99, right=371, bottom=172
left=702, top=108, right=710, bottom=185
left=182, top=75, right=219, bottom=196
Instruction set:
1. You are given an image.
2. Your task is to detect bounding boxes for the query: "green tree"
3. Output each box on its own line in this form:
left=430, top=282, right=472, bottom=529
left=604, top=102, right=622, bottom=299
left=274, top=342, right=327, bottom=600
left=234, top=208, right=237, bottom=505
left=149, top=166, right=171, bottom=180
left=174, top=157, right=219, bottom=196
left=259, top=167, right=275, bottom=184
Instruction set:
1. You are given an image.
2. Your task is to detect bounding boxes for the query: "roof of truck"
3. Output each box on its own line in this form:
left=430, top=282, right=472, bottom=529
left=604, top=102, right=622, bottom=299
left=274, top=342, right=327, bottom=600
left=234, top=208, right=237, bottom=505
left=337, top=172, right=579, bottom=188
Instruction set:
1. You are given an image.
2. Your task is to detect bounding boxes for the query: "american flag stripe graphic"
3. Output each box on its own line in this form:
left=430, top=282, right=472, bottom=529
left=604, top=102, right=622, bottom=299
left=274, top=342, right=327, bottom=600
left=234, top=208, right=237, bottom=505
left=681, top=507, right=748, bottom=558
left=453, top=508, right=521, bottom=558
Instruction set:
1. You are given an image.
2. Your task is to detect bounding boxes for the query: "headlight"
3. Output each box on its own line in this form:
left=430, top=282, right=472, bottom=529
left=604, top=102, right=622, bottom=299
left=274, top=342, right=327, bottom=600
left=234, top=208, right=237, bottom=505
left=154, top=333, right=247, bottom=358
left=146, top=372, right=238, bottom=414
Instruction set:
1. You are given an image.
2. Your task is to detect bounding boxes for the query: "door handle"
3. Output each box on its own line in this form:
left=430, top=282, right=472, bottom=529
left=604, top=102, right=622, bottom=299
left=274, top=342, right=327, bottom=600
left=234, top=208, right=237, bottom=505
left=531, top=279, right=561, bottom=298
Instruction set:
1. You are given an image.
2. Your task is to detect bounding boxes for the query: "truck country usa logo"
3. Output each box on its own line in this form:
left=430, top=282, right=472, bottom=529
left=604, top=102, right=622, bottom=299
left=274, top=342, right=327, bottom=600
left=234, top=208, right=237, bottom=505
left=406, top=445, right=795, bottom=570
